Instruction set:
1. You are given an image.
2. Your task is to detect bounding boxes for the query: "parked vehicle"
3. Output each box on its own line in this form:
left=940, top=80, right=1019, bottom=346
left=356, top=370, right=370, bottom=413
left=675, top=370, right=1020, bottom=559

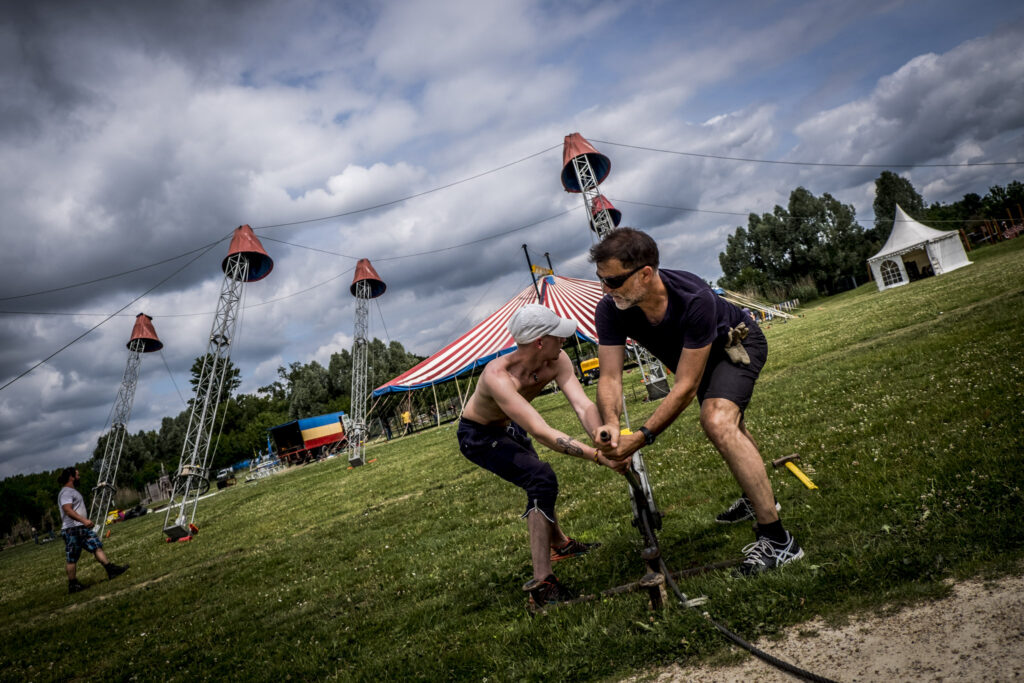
left=216, top=468, right=236, bottom=489
left=268, top=410, right=348, bottom=465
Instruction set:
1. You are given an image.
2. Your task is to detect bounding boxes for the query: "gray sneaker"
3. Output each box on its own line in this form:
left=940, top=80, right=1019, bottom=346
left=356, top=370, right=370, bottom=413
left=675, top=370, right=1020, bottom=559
left=736, top=532, right=804, bottom=576
left=715, top=496, right=781, bottom=524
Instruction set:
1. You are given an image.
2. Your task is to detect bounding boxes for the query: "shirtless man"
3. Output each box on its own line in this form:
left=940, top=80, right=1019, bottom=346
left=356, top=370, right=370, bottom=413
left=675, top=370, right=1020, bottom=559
left=457, top=304, right=623, bottom=605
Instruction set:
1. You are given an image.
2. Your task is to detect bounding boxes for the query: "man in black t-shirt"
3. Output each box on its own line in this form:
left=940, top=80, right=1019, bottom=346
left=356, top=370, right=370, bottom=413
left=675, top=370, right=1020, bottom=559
left=589, top=228, right=803, bottom=576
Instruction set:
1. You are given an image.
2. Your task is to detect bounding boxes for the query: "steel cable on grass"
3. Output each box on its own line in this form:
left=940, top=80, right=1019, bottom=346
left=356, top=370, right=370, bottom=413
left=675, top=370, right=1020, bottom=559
left=621, top=449, right=838, bottom=681
left=657, top=556, right=839, bottom=683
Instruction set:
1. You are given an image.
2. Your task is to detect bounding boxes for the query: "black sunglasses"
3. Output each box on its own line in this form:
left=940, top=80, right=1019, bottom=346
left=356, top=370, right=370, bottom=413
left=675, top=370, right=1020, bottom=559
left=597, top=264, right=646, bottom=289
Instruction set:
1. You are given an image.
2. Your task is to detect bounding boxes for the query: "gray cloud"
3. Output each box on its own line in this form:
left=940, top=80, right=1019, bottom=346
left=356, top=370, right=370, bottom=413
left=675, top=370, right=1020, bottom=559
left=2, top=0, right=1022, bottom=478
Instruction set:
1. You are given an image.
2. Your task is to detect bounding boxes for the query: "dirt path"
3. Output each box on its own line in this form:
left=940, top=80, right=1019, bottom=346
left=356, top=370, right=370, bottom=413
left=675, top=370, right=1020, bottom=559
left=635, top=573, right=1024, bottom=682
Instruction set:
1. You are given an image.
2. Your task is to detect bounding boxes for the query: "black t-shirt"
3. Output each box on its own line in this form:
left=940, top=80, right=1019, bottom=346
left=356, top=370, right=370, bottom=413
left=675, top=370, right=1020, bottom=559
left=595, top=269, right=747, bottom=370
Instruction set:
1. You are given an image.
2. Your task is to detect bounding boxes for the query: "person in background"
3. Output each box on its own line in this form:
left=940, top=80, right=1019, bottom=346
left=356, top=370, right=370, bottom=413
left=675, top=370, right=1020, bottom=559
left=57, top=467, right=129, bottom=593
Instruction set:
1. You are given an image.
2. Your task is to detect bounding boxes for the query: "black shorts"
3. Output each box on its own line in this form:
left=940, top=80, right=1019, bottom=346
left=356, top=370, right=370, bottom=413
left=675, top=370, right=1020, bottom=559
left=457, top=418, right=559, bottom=522
left=697, top=320, right=767, bottom=412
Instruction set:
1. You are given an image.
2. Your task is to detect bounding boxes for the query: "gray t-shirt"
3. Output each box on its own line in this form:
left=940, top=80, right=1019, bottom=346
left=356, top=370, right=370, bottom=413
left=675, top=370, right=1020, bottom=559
left=58, top=486, right=87, bottom=530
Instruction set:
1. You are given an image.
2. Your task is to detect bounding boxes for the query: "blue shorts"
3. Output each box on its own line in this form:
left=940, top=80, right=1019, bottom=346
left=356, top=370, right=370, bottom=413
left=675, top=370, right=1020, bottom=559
left=62, top=526, right=103, bottom=564
left=457, top=418, right=559, bottom=522
left=697, top=320, right=767, bottom=412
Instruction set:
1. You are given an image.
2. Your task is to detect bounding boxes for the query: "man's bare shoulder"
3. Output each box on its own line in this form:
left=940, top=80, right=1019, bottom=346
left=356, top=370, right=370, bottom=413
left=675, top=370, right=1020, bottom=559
left=478, top=356, right=512, bottom=389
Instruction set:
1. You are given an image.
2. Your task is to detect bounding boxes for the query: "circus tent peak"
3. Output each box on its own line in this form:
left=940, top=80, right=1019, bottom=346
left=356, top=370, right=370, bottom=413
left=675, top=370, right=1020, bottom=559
left=373, top=275, right=604, bottom=395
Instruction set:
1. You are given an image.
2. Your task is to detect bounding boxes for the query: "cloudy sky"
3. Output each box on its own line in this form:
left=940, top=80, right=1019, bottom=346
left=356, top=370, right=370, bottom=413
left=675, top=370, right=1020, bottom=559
left=2, top=0, right=1023, bottom=479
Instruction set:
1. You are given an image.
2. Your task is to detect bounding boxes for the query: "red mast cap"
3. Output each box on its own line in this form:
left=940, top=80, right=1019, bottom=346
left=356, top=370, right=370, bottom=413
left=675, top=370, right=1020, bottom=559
left=350, top=258, right=386, bottom=298
left=128, top=313, right=163, bottom=352
left=223, top=225, right=274, bottom=282
left=590, top=194, right=622, bottom=228
left=561, top=132, right=611, bottom=193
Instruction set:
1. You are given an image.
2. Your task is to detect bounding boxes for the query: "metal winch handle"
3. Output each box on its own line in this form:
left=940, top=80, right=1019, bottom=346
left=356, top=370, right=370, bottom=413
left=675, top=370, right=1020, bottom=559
left=620, top=395, right=662, bottom=533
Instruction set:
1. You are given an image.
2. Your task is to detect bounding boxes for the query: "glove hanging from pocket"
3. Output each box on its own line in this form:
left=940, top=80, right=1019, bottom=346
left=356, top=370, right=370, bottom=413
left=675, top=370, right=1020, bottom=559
left=723, top=322, right=750, bottom=365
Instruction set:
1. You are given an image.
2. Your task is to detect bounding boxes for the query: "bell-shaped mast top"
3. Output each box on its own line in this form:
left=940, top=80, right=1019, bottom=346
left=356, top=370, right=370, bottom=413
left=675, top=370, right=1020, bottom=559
left=128, top=313, right=163, bottom=352
left=590, top=194, right=622, bottom=228
left=223, top=224, right=274, bottom=282
left=350, top=258, right=386, bottom=299
left=561, top=132, right=611, bottom=193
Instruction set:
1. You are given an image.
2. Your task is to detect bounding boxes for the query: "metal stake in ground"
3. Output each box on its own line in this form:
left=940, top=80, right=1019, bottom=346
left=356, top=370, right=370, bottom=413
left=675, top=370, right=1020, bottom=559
left=603, top=418, right=667, bottom=610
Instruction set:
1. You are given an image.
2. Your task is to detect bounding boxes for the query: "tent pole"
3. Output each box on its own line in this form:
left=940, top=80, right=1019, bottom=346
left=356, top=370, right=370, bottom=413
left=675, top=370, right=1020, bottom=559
left=462, top=373, right=478, bottom=411
left=459, top=371, right=477, bottom=415
left=453, top=374, right=465, bottom=411
left=365, top=394, right=383, bottom=421
left=959, top=228, right=972, bottom=252
left=522, top=244, right=541, bottom=301
left=431, top=383, right=441, bottom=427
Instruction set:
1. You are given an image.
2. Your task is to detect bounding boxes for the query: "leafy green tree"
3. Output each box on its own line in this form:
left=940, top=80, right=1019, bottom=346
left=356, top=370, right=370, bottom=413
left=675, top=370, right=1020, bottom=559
left=983, top=181, right=1024, bottom=226
left=719, top=187, right=869, bottom=297
left=718, top=227, right=753, bottom=283
left=288, top=361, right=330, bottom=419
left=328, top=350, right=352, bottom=398
left=803, top=192, right=872, bottom=293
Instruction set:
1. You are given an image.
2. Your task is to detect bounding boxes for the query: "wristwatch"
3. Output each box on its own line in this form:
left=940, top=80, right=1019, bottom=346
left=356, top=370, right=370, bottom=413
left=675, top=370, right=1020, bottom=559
left=638, top=426, right=656, bottom=446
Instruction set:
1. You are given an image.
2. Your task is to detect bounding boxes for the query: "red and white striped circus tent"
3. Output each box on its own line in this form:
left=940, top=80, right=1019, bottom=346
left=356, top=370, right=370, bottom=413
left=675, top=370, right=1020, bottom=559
left=373, top=275, right=604, bottom=396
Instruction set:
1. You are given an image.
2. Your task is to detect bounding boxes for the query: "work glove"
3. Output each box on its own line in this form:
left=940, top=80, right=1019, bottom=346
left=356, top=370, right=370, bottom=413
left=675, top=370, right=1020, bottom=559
left=723, top=322, right=750, bottom=365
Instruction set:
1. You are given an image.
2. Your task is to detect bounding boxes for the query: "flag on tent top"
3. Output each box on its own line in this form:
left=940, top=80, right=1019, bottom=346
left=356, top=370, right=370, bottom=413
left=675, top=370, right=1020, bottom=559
left=373, top=275, right=604, bottom=395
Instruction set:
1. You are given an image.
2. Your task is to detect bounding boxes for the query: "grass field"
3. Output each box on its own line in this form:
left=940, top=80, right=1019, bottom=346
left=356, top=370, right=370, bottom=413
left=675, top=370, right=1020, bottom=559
left=2, top=238, right=1022, bottom=682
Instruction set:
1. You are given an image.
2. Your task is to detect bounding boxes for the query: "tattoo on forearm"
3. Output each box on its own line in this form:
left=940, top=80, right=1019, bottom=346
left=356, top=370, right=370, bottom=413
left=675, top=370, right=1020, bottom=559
left=556, top=437, right=584, bottom=456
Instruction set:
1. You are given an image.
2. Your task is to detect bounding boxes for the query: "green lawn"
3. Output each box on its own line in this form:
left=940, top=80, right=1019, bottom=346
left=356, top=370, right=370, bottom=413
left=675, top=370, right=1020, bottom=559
left=2, top=238, right=1022, bottom=682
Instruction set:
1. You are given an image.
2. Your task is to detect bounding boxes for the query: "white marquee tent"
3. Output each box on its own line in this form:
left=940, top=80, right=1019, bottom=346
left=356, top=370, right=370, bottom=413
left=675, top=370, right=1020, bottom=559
left=868, top=204, right=972, bottom=292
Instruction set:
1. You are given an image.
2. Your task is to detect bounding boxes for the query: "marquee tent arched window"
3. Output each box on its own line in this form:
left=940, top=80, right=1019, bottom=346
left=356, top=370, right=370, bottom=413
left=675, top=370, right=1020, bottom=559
left=880, top=260, right=903, bottom=287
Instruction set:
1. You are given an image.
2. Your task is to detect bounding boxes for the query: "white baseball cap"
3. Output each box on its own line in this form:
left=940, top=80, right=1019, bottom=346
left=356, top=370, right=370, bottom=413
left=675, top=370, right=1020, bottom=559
left=508, top=304, right=577, bottom=344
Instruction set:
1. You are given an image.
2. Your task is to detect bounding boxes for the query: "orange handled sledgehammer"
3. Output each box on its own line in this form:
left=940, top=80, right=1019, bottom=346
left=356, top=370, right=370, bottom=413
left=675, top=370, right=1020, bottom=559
left=772, top=454, right=818, bottom=490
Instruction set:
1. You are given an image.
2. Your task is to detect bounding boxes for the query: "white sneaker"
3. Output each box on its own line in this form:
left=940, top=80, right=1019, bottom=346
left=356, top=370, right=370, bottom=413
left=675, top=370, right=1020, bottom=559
left=736, top=532, right=804, bottom=576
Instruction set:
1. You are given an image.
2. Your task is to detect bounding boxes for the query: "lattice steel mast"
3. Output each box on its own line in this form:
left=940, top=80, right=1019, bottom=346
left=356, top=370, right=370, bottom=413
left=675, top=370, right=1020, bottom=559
left=347, top=259, right=387, bottom=467
left=560, top=133, right=669, bottom=398
left=90, top=314, right=162, bottom=534
left=562, top=132, right=671, bottom=607
left=163, top=225, right=273, bottom=540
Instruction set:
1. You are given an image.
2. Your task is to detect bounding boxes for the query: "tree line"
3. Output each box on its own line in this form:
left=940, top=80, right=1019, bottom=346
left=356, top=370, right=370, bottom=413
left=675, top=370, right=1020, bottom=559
left=718, top=172, right=1024, bottom=301
left=0, top=338, right=423, bottom=543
